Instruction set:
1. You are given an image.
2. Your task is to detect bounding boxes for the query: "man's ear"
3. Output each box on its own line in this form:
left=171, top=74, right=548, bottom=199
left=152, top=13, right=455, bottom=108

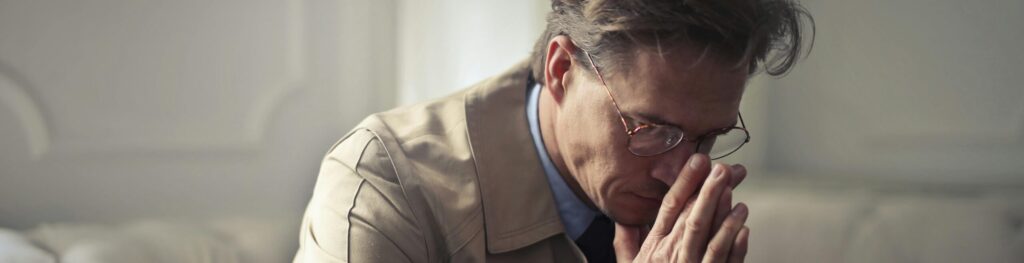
left=544, top=36, right=578, bottom=104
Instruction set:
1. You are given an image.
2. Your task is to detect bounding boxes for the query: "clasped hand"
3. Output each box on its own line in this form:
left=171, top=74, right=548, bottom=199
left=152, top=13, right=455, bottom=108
left=614, top=154, right=750, bottom=263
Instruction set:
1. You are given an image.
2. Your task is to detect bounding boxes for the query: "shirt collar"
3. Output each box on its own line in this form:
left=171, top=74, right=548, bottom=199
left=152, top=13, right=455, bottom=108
left=526, top=83, right=598, bottom=240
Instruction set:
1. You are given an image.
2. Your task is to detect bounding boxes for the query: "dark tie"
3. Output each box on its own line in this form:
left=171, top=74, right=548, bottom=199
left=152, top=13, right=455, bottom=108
left=574, top=215, right=616, bottom=263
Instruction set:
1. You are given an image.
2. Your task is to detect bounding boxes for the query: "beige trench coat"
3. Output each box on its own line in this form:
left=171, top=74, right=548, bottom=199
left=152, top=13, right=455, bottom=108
left=293, top=60, right=589, bottom=262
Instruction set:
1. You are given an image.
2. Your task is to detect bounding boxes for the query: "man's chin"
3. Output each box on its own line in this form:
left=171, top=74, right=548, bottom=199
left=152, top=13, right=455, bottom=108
left=606, top=207, right=658, bottom=226
left=604, top=194, right=661, bottom=225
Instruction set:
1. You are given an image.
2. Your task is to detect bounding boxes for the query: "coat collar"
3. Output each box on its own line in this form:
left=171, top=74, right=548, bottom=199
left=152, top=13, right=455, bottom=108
left=464, top=59, right=565, bottom=253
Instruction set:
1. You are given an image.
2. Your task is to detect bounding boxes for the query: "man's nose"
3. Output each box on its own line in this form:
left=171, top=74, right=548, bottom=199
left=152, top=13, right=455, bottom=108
left=649, top=146, right=696, bottom=186
left=651, top=161, right=680, bottom=186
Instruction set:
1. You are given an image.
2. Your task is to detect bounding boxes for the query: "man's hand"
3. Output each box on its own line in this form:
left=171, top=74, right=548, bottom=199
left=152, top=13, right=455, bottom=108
left=614, top=154, right=751, bottom=263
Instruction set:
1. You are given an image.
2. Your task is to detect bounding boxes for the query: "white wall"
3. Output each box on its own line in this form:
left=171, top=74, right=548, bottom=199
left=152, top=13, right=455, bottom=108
left=0, top=0, right=548, bottom=229
left=396, top=0, right=549, bottom=105
left=3, top=0, right=1021, bottom=231
left=751, top=0, right=1024, bottom=184
left=0, top=0, right=397, bottom=228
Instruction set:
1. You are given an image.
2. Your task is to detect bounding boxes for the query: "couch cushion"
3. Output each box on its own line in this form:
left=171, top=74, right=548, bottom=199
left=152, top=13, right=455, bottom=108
left=26, top=220, right=239, bottom=263
left=0, top=227, right=56, bottom=263
left=737, top=186, right=874, bottom=263
left=847, top=193, right=1024, bottom=263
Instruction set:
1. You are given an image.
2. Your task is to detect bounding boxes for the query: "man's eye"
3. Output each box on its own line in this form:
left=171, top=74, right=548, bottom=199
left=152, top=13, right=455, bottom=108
left=664, top=133, right=679, bottom=145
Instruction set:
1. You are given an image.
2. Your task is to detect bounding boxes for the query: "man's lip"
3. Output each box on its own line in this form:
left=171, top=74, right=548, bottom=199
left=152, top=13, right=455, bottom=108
left=634, top=192, right=664, bottom=201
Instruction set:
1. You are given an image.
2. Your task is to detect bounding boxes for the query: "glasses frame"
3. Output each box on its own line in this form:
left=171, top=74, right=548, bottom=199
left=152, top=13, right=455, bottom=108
left=583, top=50, right=750, bottom=159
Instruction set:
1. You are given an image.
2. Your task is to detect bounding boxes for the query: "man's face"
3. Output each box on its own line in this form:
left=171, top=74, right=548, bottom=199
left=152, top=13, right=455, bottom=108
left=556, top=46, right=748, bottom=226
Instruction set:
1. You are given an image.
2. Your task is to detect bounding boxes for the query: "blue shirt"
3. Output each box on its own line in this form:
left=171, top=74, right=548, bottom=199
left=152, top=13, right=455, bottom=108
left=526, top=83, right=599, bottom=240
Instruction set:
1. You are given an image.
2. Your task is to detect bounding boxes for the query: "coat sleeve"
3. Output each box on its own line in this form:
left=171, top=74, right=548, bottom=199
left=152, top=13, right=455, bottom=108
left=294, top=129, right=427, bottom=262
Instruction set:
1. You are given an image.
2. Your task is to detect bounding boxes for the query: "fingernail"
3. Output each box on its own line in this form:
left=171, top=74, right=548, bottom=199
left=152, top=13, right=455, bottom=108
left=733, top=203, right=748, bottom=218
left=731, top=164, right=745, bottom=173
left=689, top=154, right=705, bottom=169
left=713, top=164, right=726, bottom=179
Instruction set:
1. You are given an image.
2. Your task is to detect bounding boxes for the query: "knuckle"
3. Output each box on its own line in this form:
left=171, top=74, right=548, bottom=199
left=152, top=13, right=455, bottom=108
left=685, top=217, right=706, bottom=231
left=707, top=244, right=726, bottom=258
left=662, top=196, right=686, bottom=211
left=680, top=201, right=696, bottom=217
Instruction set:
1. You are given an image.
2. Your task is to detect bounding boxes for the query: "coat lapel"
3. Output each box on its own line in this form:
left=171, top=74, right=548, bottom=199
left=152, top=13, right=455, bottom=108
left=464, top=59, right=565, bottom=254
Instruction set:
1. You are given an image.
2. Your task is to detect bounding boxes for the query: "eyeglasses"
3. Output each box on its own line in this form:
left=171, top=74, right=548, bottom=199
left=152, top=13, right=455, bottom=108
left=583, top=51, right=750, bottom=159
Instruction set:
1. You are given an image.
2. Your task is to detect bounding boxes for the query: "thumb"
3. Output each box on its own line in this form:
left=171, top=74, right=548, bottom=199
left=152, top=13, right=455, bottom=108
left=614, top=223, right=641, bottom=262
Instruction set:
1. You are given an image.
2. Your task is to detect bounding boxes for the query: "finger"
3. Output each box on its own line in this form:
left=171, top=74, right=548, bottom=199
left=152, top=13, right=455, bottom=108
left=711, top=186, right=733, bottom=235
left=728, top=226, right=750, bottom=263
left=728, top=164, right=747, bottom=190
left=703, top=203, right=748, bottom=263
left=614, top=223, right=641, bottom=262
left=678, top=192, right=697, bottom=221
left=649, top=154, right=711, bottom=236
left=677, top=163, right=731, bottom=262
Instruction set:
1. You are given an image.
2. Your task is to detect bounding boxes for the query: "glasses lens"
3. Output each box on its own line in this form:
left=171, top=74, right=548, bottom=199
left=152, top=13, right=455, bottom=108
left=705, top=128, right=750, bottom=160
left=627, top=125, right=684, bottom=156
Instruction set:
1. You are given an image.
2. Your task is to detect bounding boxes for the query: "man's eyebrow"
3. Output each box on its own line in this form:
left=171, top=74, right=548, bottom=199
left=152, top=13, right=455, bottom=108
left=635, top=112, right=740, bottom=132
left=635, top=112, right=678, bottom=127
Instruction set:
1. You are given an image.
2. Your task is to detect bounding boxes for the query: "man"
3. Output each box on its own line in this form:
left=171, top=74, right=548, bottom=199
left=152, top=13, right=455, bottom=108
left=294, top=0, right=812, bottom=262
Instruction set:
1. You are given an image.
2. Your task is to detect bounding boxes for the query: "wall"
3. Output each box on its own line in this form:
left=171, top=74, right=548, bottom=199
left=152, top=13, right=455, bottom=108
left=396, top=0, right=549, bottom=104
left=3, top=0, right=1021, bottom=230
left=752, top=0, right=1024, bottom=184
left=0, top=0, right=397, bottom=228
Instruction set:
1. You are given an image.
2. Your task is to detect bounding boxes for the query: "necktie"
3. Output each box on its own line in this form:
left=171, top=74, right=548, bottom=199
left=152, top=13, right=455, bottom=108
left=574, top=215, right=616, bottom=263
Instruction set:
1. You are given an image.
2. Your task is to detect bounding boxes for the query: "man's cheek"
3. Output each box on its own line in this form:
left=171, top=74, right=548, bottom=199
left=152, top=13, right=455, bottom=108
left=650, top=160, right=683, bottom=186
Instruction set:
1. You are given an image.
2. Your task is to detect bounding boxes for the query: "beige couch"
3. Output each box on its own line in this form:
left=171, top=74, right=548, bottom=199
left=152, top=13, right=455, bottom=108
left=737, top=173, right=1024, bottom=263
left=3, top=173, right=1021, bottom=263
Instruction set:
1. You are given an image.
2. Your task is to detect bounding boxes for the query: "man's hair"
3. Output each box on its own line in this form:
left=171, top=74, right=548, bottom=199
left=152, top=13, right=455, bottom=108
left=530, top=0, right=814, bottom=81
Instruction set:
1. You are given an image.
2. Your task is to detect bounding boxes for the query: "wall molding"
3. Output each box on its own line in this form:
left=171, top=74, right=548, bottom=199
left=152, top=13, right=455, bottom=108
left=26, top=0, right=312, bottom=157
left=0, top=59, right=50, bottom=159
left=243, top=0, right=308, bottom=152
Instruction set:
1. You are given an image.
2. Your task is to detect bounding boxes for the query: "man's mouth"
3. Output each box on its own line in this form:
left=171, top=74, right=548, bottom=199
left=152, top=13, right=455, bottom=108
left=633, top=191, right=665, bottom=201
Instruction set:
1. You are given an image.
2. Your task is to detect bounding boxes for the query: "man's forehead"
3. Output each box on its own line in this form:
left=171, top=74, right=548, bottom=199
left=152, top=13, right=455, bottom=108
left=615, top=51, right=748, bottom=107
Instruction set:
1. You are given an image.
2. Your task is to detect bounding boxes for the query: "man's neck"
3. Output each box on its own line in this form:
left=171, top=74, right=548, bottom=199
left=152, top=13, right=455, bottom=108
left=537, top=87, right=598, bottom=210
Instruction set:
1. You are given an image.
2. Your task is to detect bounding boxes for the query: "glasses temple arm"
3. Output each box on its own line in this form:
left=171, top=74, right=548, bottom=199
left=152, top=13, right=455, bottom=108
left=584, top=51, right=632, bottom=134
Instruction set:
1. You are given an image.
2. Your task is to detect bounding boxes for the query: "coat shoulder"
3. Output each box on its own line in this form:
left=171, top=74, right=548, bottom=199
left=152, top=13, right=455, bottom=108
left=340, top=91, right=487, bottom=260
